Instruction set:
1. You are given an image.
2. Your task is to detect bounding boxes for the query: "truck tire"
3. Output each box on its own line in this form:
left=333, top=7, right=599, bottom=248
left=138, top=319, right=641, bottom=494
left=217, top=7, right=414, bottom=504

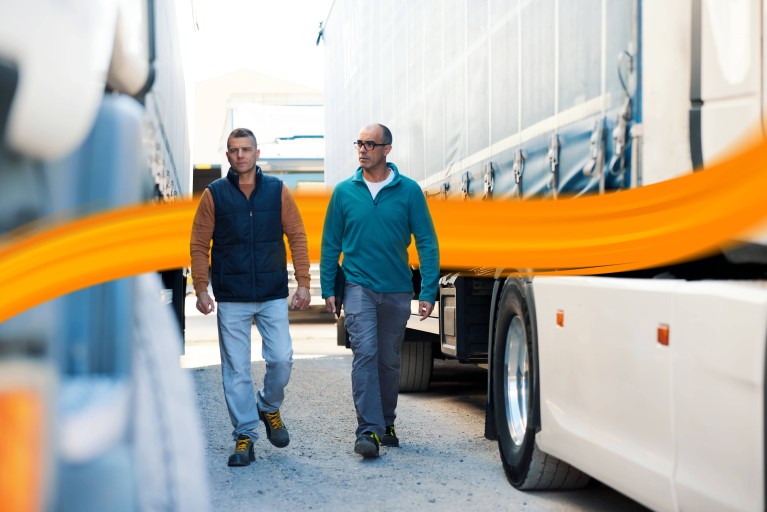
left=492, top=280, right=590, bottom=490
left=399, top=340, right=433, bottom=393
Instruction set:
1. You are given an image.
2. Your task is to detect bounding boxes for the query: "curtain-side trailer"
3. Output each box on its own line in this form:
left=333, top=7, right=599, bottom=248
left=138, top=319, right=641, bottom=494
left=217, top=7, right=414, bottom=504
left=321, top=1, right=767, bottom=510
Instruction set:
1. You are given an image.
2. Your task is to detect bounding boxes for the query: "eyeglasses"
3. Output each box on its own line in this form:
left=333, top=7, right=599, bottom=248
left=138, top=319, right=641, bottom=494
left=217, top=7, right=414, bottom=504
left=353, top=140, right=389, bottom=150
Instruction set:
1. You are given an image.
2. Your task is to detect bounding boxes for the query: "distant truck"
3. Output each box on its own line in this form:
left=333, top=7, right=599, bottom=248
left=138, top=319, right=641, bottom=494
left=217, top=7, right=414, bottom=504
left=321, top=1, right=767, bottom=510
left=0, top=0, right=207, bottom=510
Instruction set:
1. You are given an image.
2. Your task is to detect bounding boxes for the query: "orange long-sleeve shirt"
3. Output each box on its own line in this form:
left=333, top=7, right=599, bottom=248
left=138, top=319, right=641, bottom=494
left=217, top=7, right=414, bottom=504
left=190, top=182, right=310, bottom=295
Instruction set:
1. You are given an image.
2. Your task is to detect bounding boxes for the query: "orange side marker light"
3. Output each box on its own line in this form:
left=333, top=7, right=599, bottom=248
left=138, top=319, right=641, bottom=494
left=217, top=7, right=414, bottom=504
left=556, top=310, right=565, bottom=328
left=0, top=389, right=43, bottom=512
left=657, top=324, right=670, bottom=346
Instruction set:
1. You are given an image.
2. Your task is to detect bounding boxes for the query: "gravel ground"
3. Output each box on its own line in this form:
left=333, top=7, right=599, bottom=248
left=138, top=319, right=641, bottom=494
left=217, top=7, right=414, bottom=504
left=183, top=303, right=649, bottom=512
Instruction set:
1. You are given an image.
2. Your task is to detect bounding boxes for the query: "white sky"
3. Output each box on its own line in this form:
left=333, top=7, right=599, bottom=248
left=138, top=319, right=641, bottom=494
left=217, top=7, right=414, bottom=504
left=190, top=0, right=334, bottom=90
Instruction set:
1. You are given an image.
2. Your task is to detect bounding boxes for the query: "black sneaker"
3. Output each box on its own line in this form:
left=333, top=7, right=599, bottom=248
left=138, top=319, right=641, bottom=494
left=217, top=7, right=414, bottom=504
left=228, top=434, right=255, bottom=467
left=259, top=408, right=290, bottom=448
left=354, top=432, right=381, bottom=458
left=381, top=425, right=399, bottom=447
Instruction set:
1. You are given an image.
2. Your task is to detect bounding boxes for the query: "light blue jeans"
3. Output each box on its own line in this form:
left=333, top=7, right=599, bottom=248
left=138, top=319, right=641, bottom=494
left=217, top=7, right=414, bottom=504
left=217, top=299, right=293, bottom=442
left=343, top=282, right=412, bottom=438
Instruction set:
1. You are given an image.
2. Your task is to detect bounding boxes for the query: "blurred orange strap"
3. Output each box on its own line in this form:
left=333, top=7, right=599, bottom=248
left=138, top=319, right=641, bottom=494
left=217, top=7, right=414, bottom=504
left=1, top=137, right=767, bottom=322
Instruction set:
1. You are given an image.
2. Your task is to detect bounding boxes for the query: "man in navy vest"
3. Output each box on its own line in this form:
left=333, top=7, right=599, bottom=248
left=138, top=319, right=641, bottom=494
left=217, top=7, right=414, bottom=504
left=190, top=128, right=311, bottom=467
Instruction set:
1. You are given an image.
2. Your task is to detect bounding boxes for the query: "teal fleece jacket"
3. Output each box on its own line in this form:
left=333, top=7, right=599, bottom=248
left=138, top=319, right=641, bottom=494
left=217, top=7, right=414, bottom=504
left=320, top=163, right=439, bottom=302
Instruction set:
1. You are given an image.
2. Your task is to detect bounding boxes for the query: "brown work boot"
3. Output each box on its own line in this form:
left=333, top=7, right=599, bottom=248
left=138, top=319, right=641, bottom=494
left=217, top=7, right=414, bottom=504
left=227, top=434, right=255, bottom=467
left=259, top=408, right=289, bottom=448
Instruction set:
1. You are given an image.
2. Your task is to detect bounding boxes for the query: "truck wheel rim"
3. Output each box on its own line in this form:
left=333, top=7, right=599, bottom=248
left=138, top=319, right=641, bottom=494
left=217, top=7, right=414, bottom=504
left=504, top=316, right=529, bottom=446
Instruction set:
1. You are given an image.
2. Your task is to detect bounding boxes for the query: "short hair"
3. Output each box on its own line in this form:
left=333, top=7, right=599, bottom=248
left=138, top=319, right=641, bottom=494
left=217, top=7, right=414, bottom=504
left=377, top=124, right=393, bottom=145
left=228, top=128, right=257, bottom=148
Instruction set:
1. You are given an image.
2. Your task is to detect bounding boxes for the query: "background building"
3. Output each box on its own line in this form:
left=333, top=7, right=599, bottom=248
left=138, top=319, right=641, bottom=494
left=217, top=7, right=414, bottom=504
left=192, top=68, right=325, bottom=195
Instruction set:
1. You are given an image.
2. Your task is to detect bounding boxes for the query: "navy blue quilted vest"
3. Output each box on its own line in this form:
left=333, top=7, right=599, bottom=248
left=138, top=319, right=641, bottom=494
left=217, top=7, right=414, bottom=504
left=207, top=167, right=288, bottom=302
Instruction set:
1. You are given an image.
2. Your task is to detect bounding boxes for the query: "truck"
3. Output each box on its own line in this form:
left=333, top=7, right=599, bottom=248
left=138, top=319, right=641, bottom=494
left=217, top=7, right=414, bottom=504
left=320, top=1, right=767, bottom=510
left=0, top=0, right=208, bottom=510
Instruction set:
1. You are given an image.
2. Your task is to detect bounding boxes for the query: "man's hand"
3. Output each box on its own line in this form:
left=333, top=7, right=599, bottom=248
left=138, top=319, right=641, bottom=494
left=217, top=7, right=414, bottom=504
left=196, top=291, right=215, bottom=315
left=291, top=286, right=311, bottom=311
left=325, top=296, right=337, bottom=315
left=419, top=301, right=434, bottom=321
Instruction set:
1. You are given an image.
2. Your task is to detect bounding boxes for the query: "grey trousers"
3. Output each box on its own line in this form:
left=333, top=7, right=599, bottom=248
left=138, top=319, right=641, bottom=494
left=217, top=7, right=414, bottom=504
left=343, top=282, right=412, bottom=437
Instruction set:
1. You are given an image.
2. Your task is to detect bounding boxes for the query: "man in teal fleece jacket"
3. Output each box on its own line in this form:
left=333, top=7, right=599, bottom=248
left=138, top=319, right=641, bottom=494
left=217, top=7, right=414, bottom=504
left=321, top=123, right=439, bottom=458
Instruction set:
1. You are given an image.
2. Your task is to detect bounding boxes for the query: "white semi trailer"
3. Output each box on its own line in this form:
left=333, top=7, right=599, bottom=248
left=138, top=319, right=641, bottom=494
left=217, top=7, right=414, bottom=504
left=321, top=1, right=767, bottom=510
